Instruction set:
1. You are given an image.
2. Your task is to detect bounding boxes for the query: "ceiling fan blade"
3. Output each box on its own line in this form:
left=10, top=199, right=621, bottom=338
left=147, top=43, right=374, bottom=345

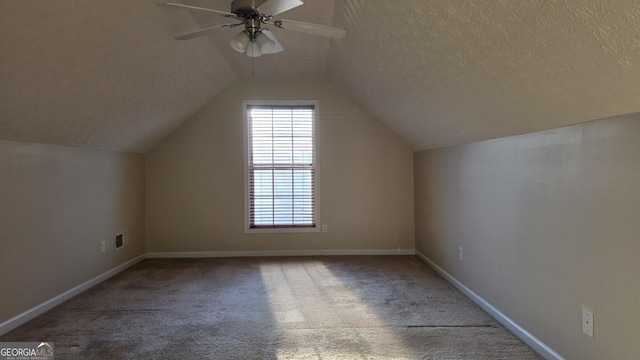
left=175, top=24, right=232, bottom=40
left=261, top=30, right=284, bottom=53
left=273, top=19, right=346, bottom=39
left=258, top=0, right=303, bottom=16
left=157, top=2, right=235, bottom=17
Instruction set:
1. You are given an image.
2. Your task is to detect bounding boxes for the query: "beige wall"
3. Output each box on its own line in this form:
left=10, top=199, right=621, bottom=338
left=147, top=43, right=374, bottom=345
left=414, top=114, right=640, bottom=359
left=146, top=79, right=414, bottom=253
left=0, top=141, right=145, bottom=325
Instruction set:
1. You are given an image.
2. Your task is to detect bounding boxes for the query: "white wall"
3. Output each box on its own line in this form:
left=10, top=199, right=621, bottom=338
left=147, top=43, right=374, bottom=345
left=145, top=79, right=415, bottom=253
left=0, top=141, right=145, bottom=325
left=414, top=114, right=640, bottom=360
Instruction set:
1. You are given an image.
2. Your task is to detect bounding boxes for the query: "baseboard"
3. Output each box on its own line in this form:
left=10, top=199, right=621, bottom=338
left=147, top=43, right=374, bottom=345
left=146, top=249, right=416, bottom=258
left=414, top=251, right=564, bottom=360
left=0, top=254, right=146, bottom=336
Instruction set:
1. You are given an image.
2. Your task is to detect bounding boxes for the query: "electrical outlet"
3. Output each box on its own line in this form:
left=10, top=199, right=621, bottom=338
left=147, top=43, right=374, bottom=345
left=321, top=225, right=328, bottom=233
left=458, top=247, right=463, bottom=260
left=101, top=241, right=106, bottom=253
left=582, top=307, right=594, bottom=338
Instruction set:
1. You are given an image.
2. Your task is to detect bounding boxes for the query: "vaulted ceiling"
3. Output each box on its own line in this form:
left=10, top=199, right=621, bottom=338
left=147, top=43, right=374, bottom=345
left=2, top=0, right=640, bottom=153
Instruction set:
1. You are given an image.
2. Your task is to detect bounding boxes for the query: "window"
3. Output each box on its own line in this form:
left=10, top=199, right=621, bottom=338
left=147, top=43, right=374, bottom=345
left=244, top=101, right=319, bottom=232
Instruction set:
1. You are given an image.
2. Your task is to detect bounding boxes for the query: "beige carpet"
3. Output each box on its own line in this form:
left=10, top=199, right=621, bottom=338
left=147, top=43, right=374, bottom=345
left=1, top=256, right=542, bottom=359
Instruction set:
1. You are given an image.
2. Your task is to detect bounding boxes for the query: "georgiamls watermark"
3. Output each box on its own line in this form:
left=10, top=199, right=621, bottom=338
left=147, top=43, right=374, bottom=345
left=0, top=342, right=54, bottom=360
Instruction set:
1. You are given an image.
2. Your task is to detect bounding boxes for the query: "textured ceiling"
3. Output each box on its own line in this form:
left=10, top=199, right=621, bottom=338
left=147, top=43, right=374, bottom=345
left=2, top=0, right=640, bottom=153
left=328, top=0, right=640, bottom=150
left=0, top=0, right=235, bottom=153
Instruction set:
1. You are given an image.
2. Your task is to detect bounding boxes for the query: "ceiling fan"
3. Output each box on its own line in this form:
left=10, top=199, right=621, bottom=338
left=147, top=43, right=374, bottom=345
left=158, top=0, right=347, bottom=57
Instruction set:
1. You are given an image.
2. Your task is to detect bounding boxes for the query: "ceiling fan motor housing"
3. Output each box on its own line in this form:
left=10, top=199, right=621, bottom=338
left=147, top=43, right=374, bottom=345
left=231, top=0, right=267, bottom=17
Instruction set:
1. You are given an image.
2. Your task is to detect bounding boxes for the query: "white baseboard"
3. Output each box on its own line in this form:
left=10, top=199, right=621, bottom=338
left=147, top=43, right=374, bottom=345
left=146, top=249, right=415, bottom=258
left=414, top=251, right=564, bottom=360
left=0, top=254, right=146, bottom=336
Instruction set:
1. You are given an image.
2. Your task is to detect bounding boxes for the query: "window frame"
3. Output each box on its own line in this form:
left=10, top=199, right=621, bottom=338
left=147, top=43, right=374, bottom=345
left=243, top=100, right=320, bottom=234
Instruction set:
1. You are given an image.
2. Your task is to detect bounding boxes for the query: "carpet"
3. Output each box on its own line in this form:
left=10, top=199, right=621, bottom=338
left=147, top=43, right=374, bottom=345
left=0, top=256, right=542, bottom=359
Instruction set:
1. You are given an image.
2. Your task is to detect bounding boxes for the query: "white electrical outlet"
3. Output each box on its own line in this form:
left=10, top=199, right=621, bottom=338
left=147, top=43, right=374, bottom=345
left=582, top=307, right=594, bottom=338
left=322, top=225, right=328, bottom=233
left=458, top=247, right=463, bottom=260
left=101, top=241, right=106, bottom=253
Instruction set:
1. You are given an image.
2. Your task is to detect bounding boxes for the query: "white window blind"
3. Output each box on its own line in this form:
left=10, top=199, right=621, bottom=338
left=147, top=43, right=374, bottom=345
left=247, top=105, right=316, bottom=229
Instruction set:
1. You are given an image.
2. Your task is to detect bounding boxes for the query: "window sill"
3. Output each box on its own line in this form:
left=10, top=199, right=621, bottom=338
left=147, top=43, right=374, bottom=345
left=245, top=226, right=320, bottom=234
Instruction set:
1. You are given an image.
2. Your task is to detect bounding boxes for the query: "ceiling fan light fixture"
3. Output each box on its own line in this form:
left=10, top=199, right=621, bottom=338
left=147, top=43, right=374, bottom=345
left=230, top=31, right=250, bottom=53
left=246, top=41, right=262, bottom=57
left=255, top=32, right=276, bottom=55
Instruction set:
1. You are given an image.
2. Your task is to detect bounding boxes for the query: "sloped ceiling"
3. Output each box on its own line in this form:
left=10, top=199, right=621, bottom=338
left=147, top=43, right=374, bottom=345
left=328, top=0, right=640, bottom=150
left=2, top=0, right=640, bottom=153
left=0, top=0, right=235, bottom=153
